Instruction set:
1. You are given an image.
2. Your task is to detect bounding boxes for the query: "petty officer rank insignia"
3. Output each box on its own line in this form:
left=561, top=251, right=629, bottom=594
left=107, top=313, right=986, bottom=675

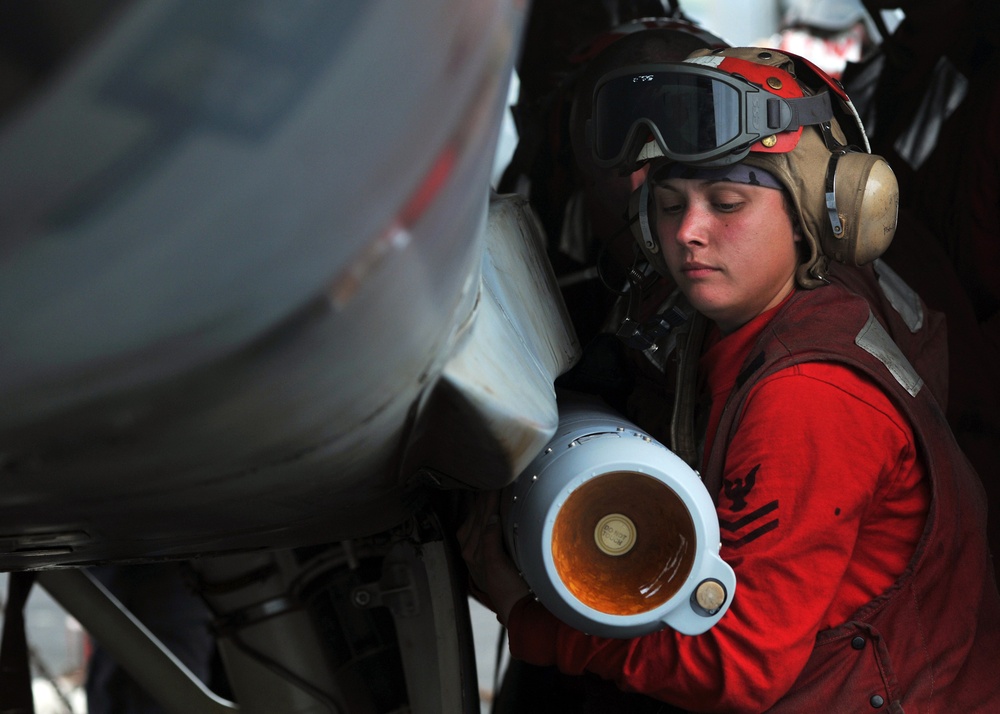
left=720, top=464, right=779, bottom=549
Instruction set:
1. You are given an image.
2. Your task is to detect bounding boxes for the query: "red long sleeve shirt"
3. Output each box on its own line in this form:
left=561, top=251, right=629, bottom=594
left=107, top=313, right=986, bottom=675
left=506, top=303, right=930, bottom=713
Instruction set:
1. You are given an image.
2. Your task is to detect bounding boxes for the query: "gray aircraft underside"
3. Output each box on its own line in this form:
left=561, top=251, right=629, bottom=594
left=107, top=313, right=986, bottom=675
left=0, top=0, right=577, bottom=569
left=0, top=3, right=580, bottom=711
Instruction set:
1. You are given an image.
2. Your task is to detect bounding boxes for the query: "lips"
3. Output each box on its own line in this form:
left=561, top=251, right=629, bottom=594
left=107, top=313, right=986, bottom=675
left=680, top=261, right=718, bottom=278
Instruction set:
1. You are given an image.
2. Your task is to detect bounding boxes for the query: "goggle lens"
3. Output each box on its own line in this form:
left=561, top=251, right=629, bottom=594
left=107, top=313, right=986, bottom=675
left=594, top=72, right=743, bottom=162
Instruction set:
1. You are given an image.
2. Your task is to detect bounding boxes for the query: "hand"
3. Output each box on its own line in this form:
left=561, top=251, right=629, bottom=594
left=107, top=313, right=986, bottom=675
left=456, top=489, right=531, bottom=625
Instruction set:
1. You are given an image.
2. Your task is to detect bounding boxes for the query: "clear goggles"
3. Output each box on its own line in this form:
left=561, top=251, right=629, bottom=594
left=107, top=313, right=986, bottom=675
left=588, top=62, right=835, bottom=170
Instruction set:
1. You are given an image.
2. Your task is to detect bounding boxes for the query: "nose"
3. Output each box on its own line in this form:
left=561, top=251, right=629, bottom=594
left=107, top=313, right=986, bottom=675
left=669, top=203, right=710, bottom=248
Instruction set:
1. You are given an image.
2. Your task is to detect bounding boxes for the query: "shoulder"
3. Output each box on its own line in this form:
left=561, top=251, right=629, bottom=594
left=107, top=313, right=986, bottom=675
left=760, top=286, right=926, bottom=400
left=747, top=363, right=913, bottom=441
left=764, top=286, right=868, bottom=355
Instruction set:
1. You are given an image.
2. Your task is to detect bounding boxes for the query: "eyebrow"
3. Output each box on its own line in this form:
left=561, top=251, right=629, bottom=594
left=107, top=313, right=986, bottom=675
left=653, top=178, right=742, bottom=189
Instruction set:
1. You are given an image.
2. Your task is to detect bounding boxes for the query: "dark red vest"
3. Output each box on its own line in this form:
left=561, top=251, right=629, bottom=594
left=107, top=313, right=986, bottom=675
left=703, top=283, right=1000, bottom=713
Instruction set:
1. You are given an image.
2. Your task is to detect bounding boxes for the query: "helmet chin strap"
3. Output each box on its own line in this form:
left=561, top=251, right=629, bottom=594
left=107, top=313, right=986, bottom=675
left=637, top=179, right=657, bottom=255
left=825, top=150, right=847, bottom=238
left=819, top=121, right=855, bottom=239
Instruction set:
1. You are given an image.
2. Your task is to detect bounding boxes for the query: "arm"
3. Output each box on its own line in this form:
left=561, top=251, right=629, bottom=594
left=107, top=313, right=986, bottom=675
left=500, top=365, right=921, bottom=713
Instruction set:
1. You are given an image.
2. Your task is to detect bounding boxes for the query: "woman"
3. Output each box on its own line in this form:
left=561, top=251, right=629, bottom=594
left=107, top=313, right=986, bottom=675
left=459, top=47, right=1000, bottom=712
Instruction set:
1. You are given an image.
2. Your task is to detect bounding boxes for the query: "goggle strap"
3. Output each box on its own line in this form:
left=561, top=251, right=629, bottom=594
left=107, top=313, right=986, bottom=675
left=778, top=92, right=835, bottom=132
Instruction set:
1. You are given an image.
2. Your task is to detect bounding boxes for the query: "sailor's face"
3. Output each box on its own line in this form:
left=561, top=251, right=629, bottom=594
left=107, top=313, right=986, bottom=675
left=654, top=177, right=800, bottom=333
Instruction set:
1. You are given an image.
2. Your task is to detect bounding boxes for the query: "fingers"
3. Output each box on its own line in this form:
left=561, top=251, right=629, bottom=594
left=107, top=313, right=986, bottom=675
left=457, top=490, right=505, bottom=584
left=457, top=490, right=501, bottom=546
left=455, top=491, right=476, bottom=544
left=480, top=490, right=501, bottom=527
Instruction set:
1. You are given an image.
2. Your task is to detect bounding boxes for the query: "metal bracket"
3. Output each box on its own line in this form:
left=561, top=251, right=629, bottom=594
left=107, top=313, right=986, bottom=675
left=351, top=562, right=419, bottom=618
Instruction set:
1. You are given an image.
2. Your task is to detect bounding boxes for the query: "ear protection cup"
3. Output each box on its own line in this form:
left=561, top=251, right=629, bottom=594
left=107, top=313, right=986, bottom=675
left=743, top=122, right=899, bottom=288
left=822, top=149, right=899, bottom=266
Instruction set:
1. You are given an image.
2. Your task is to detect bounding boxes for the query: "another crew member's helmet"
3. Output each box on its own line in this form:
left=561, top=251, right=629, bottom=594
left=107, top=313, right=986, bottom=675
left=589, top=47, right=899, bottom=287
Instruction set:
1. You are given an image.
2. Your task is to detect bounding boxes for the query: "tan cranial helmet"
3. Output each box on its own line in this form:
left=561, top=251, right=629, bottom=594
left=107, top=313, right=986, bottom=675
left=721, top=48, right=900, bottom=287
left=598, top=46, right=899, bottom=288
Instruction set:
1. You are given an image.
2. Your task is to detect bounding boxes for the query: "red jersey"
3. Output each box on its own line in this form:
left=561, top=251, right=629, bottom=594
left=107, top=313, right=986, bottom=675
left=507, top=296, right=930, bottom=712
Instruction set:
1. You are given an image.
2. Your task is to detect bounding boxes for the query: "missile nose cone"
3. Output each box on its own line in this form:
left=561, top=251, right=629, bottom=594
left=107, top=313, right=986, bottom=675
left=551, top=471, right=696, bottom=617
